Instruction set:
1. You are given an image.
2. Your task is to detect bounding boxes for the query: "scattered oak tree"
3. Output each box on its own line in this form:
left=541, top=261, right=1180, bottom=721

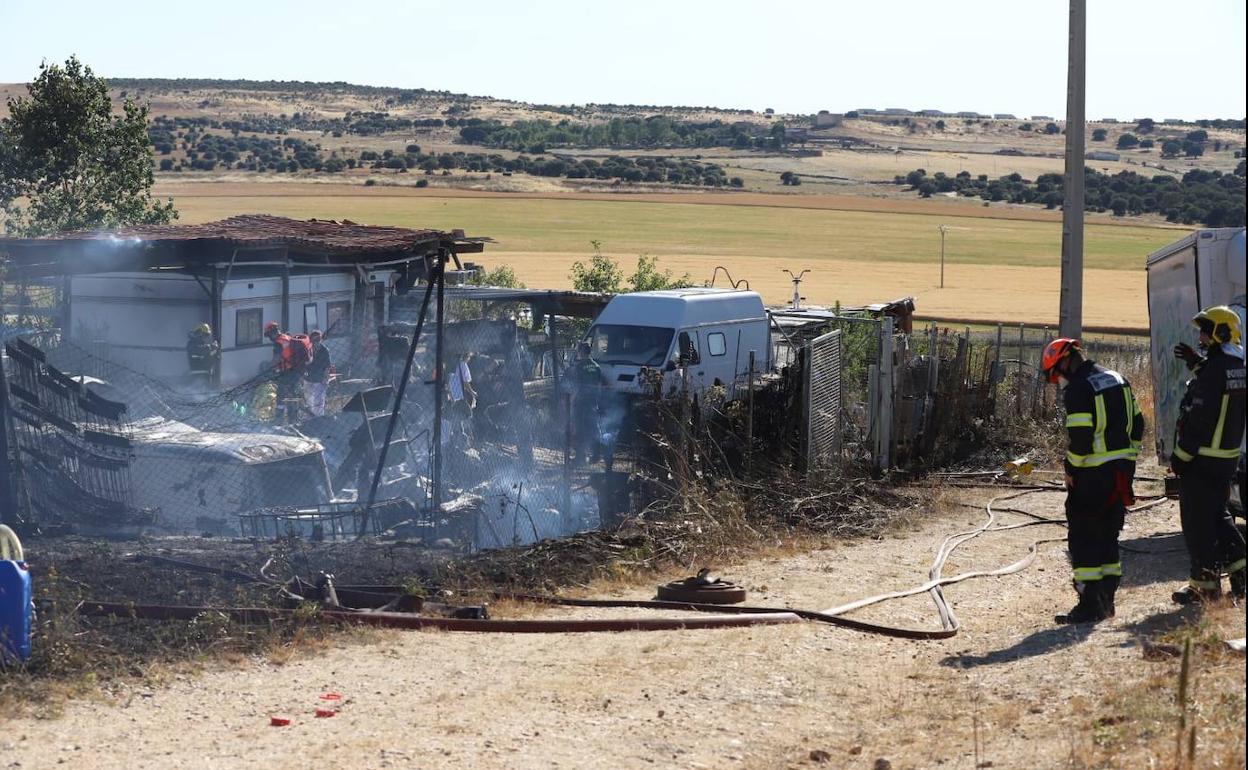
left=0, top=56, right=176, bottom=235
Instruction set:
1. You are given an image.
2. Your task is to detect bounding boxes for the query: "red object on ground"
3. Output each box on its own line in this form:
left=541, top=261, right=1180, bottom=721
left=319, top=693, right=342, bottom=701
left=270, top=716, right=292, bottom=727
left=315, top=708, right=337, bottom=718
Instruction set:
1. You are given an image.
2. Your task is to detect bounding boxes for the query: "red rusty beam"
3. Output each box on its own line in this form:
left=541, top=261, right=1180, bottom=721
left=76, top=601, right=800, bottom=633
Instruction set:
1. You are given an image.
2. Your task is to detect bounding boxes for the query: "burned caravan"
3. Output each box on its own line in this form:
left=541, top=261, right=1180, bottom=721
left=127, top=418, right=332, bottom=534
left=0, top=215, right=489, bottom=390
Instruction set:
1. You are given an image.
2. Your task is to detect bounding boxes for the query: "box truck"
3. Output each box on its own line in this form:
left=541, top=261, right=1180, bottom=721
left=1146, top=227, right=1246, bottom=510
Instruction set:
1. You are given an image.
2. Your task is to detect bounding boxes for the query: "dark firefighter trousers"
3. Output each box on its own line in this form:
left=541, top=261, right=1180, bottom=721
left=1065, top=462, right=1133, bottom=586
left=1178, top=458, right=1247, bottom=588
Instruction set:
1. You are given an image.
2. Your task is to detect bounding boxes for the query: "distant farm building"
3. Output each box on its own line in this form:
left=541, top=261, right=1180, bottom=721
left=1031, top=115, right=1055, bottom=122
left=813, top=111, right=843, bottom=128
left=993, top=113, right=1017, bottom=120
left=1085, top=150, right=1121, bottom=161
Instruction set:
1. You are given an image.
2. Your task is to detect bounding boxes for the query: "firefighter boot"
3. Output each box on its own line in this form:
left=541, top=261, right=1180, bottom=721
left=1172, top=582, right=1221, bottom=606
left=1056, top=581, right=1109, bottom=624
left=1229, top=567, right=1246, bottom=601
left=1100, top=575, right=1119, bottom=618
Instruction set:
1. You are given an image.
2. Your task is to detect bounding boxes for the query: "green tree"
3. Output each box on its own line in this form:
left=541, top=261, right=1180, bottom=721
left=1091, top=128, right=1108, bottom=141
left=628, top=254, right=692, bottom=292
left=468, top=264, right=525, bottom=288
left=569, top=241, right=624, bottom=293
left=0, top=56, right=176, bottom=235
left=1116, top=133, right=1139, bottom=149
left=1044, top=122, right=1061, bottom=135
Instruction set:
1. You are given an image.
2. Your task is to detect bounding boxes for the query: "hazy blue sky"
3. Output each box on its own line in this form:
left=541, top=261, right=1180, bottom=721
left=1, top=0, right=1244, bottom=119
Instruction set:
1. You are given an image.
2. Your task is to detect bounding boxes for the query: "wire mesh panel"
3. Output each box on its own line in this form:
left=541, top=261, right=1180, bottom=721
left=804, top=330, right=842, bottom=470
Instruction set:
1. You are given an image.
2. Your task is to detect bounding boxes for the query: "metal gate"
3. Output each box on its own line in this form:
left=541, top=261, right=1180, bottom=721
left=805, top=330, right=842, bottom=469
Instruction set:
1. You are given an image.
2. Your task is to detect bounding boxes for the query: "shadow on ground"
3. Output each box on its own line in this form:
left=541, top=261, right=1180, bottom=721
left=1120, top=531, right=1188, bottom=588
left=938, top=604, right=1205, bottom=669
left=938, top=623, right=1095, bottom=669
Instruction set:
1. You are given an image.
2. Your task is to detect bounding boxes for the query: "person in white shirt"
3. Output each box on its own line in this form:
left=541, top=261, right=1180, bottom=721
left=447, top=352, right=476, bottom=446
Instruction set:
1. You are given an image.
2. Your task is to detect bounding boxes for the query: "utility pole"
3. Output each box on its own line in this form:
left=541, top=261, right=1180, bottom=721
left=1058, top=0, right=1086, bottom=338
left=938, top=225, right=949, bottom=288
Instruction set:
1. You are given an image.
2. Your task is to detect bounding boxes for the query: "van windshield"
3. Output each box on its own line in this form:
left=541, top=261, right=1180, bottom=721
left=589, top=325, right=674, bottom=367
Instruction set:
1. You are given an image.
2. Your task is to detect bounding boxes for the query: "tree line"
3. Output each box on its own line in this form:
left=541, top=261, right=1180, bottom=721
left=458, top=116, right=786, bottom=153
left=895, top=164, right=1246, bottom=226
left=147, top=121, right=741, bottom=186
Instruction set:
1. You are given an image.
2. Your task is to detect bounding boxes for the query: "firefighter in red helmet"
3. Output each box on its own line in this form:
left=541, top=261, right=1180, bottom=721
left=1042, top=337, right=1144, bottom=624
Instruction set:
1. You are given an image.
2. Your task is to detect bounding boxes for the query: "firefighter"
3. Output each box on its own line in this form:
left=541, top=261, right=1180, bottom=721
left=1042, top=338, right=1144, bottom=624
left=1170, top=305, right=1246, bottom=604
left=186, top=323, right=220, bottom=376
left=264, top=322, right=307, bottom=422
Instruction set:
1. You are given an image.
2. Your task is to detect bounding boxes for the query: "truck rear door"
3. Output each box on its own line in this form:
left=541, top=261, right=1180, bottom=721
left=1147, top=243, right=1200, bottom=462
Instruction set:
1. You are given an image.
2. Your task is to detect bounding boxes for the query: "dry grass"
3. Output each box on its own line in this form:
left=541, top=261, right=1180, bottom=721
left=1080, top=603, right=1247, bottom=769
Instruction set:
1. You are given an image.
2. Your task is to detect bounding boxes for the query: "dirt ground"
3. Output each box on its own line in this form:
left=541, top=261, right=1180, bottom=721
left=3, top=479, right=1243, bottom=769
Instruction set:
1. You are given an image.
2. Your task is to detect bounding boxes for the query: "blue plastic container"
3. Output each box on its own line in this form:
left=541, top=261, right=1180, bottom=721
left=1, top=558, right=33, bottom=663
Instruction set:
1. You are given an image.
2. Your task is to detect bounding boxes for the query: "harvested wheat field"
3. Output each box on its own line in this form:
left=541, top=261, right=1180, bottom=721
left=160, top=183, right=1182, bottom=328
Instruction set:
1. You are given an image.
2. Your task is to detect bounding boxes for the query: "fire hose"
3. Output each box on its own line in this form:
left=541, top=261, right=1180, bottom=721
left=80, top=486, right=1179, bottom=640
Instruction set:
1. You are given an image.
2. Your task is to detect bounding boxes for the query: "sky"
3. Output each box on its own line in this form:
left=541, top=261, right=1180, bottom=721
left=0, top=0, right=1244, bottom=120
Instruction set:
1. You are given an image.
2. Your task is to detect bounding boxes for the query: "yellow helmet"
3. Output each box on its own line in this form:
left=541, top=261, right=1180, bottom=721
left=194, top=323, right=212, bottom=335
left=1192, top=306, right=1241, bottom=345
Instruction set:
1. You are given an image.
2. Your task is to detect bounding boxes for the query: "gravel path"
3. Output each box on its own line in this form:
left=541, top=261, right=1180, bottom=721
left=3, top=484, right=1238, bottom=770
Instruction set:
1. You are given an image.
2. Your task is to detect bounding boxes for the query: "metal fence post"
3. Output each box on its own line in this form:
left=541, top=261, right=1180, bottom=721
left=1015, top=323, right=1025, bottom=419
left=867, top=363, right=880, bottom=471
left=432, top=255, right=447, bottom=513
left=746, top=350, right=755, bottom=476
left=879, top=317, right=894, bottom=471
left=923, top=323, right=939, bottom=455
left=0, top=356, right=19, bottom=525
left=991, top=323, right=1003, bottom=406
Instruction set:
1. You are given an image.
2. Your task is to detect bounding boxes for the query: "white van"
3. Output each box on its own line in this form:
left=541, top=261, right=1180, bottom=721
left=586, top=288, right=771, bottom=396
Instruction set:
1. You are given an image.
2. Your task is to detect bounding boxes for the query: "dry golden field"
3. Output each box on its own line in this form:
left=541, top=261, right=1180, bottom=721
left=158, top=181, right=1184, bottom=329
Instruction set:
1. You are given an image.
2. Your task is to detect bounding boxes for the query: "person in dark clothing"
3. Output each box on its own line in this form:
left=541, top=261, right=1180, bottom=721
left=303, top=329, right=332, bottom=417
left=377, top=325, right=410, bottom=388
left=568, top=341, right=604, bottom=465
left=1170, top=305, right=1246, bottom=604
left=186, top=323, right=220, bottom=377
left=1042, top=338, right=1144, bottom=624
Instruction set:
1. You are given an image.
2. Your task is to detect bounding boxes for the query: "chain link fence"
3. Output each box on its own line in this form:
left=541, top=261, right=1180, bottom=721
left=3, top=271, right=1154, bottom=544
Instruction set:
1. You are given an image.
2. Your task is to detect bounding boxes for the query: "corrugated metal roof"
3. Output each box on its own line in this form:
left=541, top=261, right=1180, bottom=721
left=14, top=215, right=448, bottom=254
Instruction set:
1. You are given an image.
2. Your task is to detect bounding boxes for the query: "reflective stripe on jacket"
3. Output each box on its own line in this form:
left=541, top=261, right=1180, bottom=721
left=1063, top=361, right=1144, bottom=469
left=1173, top=344, right=1246, bottom=462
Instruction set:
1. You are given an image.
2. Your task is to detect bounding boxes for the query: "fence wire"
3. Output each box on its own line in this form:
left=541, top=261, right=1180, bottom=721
left=3, top=275, right=1154, bottom=544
